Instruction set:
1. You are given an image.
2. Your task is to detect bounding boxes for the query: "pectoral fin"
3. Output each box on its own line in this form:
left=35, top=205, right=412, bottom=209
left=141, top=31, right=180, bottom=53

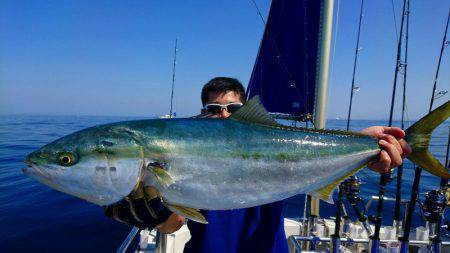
left=165, top=203, right=208, bottom=224
left=148, top=163, right=173, bottom=188
left=308, top=163, right=368, bottom=204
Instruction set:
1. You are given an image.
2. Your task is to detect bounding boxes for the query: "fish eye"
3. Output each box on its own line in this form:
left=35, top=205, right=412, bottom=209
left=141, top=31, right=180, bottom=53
left=58, top=152, right=77, bottom=166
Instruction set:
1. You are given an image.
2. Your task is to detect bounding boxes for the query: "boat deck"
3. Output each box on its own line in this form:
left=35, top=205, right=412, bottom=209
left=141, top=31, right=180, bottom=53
left=131, top=218, right=450, bottom=253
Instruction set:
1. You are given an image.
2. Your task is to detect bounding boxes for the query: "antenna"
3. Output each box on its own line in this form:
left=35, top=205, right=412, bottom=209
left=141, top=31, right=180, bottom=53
left=169, top=39, right=178, bottom=118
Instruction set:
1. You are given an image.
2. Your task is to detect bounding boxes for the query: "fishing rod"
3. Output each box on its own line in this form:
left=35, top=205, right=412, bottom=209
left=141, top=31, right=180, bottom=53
left=169, top=39, right=178, bottom=118
left=438, top=11, right=450, bottom=189
left=422, top=127, right=450, bottom=253
left=332, top=1, right=365, bottom=252
left=345, top=0, right=364, bottom=131
left=400, top=9, right=450, bottom=253
left=343, top=176, right=373, bottom=235
left=423, top=190, right=446, bottom=252
left=444, top=127, right=450, bottom=190
left=330, top=184, right=344, bottom=253
left=393, top=0, right=410, bottom=238
left=371, top=0, right=408, bottom=252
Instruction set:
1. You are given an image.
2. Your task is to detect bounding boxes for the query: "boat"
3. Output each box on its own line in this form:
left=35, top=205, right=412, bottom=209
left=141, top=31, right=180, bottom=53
left=118, top=0, right=450, bottom=252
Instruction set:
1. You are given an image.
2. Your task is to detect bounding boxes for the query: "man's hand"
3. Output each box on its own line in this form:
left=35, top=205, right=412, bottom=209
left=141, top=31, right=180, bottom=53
left=104, top=185, right=184, bottom=234
left=157, top=213, right=185, bottom=234
left=361, top=126, right=412, bottom=173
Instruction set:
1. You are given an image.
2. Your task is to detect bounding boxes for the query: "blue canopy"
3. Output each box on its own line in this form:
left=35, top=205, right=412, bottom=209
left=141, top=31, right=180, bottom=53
left=246, top=0, right=321, bottom=119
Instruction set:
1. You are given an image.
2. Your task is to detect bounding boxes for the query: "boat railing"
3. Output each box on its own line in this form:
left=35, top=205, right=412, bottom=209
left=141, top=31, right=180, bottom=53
left=287, top=235, right=450, bottom=253
left=117, top=227, right=140, bottom=253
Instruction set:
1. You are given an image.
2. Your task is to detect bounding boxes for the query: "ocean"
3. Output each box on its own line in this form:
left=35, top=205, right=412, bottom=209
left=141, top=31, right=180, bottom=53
left=0, top=115, right=448, bottom=252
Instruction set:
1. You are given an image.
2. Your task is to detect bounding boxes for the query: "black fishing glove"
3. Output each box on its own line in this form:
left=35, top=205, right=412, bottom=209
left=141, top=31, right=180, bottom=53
left=104, top=186, right=173, bottom=230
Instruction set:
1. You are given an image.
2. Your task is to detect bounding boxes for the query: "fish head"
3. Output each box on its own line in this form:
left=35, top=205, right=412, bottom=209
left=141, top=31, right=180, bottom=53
left=23, top=125, right=144, bottom=206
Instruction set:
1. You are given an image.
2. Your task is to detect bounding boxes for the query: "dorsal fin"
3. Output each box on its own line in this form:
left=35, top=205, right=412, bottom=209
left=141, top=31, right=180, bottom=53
left=229, top=96, right=279, bottom=127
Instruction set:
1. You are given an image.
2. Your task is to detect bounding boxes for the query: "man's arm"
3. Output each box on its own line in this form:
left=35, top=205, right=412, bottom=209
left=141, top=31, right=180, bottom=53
left=104, top=187, right=185, bottom=234
left=361, top=126, right=412, bottom=173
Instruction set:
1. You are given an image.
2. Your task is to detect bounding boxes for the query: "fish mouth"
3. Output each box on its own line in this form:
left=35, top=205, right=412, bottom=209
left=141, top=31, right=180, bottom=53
left=22, top=161, right=53, bottom=181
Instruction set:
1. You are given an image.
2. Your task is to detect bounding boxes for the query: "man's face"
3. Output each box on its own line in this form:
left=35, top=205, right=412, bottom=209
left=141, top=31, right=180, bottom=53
left=203, top=91, right=243, bottom=118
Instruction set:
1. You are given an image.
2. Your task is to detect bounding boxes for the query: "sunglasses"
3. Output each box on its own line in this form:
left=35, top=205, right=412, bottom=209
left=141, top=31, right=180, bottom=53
left=204, top=102, right=243, bottom=114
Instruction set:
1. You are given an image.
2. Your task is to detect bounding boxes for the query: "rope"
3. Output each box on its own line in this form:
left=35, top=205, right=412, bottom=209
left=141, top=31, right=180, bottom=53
left=390, top=0, right=400, bottom=41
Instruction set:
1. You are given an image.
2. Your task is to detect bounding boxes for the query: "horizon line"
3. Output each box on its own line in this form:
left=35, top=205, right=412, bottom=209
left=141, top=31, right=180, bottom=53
left=0, top=113, right=431, bottom=122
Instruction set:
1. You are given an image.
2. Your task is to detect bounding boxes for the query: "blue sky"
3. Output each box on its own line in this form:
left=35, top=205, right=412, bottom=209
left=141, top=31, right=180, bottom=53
left=0, top=0, right=449, bottom=120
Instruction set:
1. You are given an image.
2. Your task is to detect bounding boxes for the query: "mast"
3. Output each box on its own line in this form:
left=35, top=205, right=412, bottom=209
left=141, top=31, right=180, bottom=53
left=310, top=0, right=334, bottom=219
left=169, top=39, right=178, bottom=118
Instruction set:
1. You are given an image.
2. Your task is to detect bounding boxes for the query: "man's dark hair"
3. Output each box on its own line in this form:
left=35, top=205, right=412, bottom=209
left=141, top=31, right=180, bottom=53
left=201, top=77, right=246, bottom=106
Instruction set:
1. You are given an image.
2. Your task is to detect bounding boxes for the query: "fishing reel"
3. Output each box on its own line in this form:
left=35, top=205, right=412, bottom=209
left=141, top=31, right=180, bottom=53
left=445, top=181, right=450, bottom=207
left=342, top=176, right=362, bottom=204
left=423, top=190, right=446, bottom=224
left=342, top=176, right=374, bottom=236
left=383, top=168, right=396, bottom=184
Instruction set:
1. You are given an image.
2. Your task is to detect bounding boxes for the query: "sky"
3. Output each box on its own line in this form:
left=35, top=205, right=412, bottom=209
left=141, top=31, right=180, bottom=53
left=0, top=0, right=449, bottom=120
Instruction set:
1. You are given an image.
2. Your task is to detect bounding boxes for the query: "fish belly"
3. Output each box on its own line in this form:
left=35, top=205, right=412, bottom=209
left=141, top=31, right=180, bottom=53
left=146, top=149, right=379, bottom=210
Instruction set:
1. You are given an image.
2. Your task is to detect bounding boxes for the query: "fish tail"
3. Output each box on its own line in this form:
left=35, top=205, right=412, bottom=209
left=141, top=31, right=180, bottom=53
left=405, top=100, right=450, bottom=179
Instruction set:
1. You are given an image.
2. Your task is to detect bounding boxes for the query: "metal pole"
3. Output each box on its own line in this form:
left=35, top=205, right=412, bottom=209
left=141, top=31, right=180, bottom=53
left=169, top=39, right=178, bottom=118
left=117, top=227, right=141, bottom=253
left=310, top=0, right=334, bottom=219
left=346, top=0, right=364, bottom=131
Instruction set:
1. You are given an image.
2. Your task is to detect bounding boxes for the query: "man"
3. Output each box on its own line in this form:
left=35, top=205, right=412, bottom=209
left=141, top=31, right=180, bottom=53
left=106, top=77, right=411, bottom=252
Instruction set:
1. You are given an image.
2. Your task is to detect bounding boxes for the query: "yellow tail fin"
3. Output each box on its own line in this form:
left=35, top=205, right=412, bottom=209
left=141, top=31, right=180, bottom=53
left=405, top=100, right=450, bottom=179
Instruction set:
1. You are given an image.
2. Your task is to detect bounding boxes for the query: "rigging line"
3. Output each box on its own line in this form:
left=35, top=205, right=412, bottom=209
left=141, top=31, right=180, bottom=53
left=250, top=0, right=267, bottom=26
left=329, top=0, right=340, bottom=80
left=250, top=0, right=311, bottom=118
left=390, top=0, right=399, bottom=42
left=346, top=0, right=364, bottom=131
left=327, top=0, right=340, bottom=116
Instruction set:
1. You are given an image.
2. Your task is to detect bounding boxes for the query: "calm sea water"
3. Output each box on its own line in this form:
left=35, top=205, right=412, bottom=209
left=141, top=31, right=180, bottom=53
left=0, top=115, right=448, bottom=252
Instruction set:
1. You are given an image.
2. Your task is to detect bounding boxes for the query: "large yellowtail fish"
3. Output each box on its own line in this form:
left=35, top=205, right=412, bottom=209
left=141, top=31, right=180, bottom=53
left=23, top=97, right=450, bottom=223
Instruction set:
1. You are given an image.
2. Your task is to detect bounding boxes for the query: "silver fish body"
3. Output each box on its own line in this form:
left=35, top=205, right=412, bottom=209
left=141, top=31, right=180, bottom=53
left=24, top=99, right=450, bottom=217
left=140, top=118, right=380, bottom=209
left=24, top=117, right=380, bottom=209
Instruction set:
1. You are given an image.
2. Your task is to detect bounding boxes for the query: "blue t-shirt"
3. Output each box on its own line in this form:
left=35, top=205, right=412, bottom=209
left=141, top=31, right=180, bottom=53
left=184, top=201, right=288, bottom=253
